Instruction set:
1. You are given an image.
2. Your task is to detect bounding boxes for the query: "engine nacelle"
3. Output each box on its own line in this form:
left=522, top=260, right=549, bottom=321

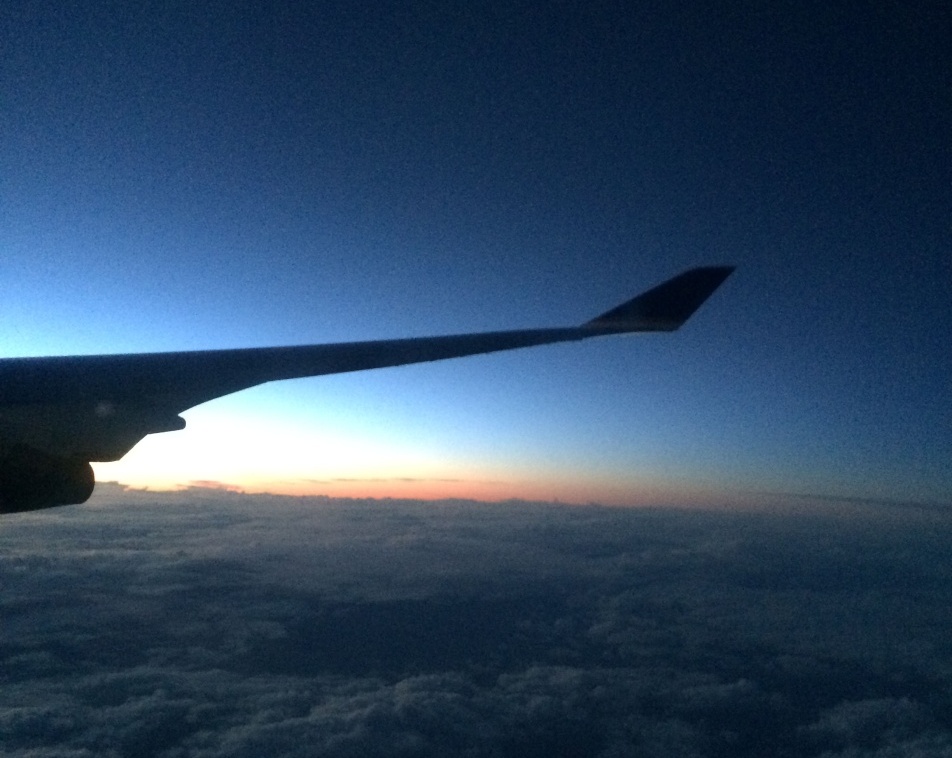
left=0, top=448, right=95, bottom=513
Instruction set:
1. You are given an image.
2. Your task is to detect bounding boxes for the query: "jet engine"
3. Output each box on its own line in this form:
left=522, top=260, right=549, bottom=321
left=0, top=448, right=95, bottom=513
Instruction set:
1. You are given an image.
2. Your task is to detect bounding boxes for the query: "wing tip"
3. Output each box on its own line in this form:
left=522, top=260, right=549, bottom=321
left=584, top=265, right=735, bottom=332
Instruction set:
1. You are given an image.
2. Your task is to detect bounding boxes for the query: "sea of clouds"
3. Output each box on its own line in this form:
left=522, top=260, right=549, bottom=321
left=2, top=485, right=951, bottom=757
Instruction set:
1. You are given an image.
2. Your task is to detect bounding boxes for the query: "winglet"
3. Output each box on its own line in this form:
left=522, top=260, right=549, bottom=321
left=583, top=266, right=735, bottom=332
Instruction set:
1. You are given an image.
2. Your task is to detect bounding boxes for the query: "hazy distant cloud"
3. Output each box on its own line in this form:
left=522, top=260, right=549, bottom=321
left=186, top=480, right=246, bottom=492
left=3, top=492, right=952, bottom=756
left=746, top=489, right=952, bottom=514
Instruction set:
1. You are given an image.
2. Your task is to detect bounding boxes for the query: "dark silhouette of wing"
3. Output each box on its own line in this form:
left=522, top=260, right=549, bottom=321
left=0, top=266, right=733, bottom=511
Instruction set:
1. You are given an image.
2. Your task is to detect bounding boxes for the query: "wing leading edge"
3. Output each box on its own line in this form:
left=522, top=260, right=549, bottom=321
left=0, top=265, right=733, bottom=512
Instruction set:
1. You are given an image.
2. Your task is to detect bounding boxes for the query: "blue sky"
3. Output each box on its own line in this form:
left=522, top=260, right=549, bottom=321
left=2, top=1, right=949, bottom=506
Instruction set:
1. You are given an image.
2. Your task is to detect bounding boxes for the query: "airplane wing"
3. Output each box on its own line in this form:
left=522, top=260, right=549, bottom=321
left=0, top=265, right=733, bottom=512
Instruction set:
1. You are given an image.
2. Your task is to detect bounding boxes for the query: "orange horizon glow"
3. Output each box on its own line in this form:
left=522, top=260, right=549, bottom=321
left=92, top=464, right=733, bottom=509
left=90, top=412, right=722, bottom=508
left=92, top=477, right=950, bottom=521
left=89, top=408, right=945, bottom=514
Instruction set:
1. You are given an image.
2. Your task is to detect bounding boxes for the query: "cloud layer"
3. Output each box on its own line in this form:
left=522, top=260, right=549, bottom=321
left=2, top=486, right=951, bottom=756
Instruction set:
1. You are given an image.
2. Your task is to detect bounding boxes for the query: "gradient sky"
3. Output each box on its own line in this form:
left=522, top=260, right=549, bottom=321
left=2, top=1, right=949, bottom=506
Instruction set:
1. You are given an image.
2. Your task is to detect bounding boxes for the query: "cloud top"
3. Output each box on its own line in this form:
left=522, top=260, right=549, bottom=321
left=3, top=488, right=951, bottom=755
